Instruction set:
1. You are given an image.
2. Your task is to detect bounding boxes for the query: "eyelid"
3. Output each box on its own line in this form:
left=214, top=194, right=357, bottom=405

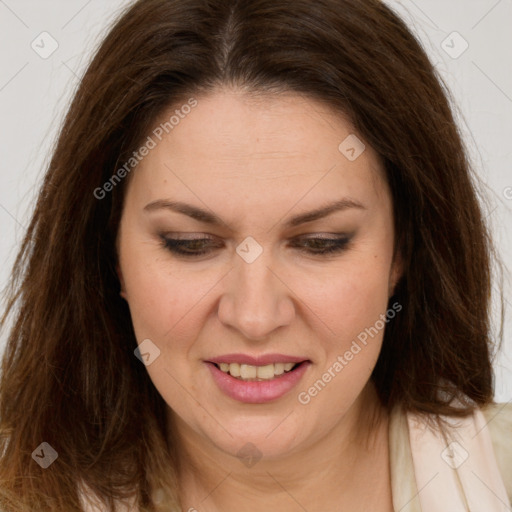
left=158, top=231, right=350, bottom=238
left=159, top=232, right=354, bottom=258
left=158, top=232, right=351, bottom=243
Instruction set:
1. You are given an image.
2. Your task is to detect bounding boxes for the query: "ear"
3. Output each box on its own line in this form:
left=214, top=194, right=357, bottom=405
left=389, top=249, right=404, bottom=298
left=117, top=264, right=128, bottom=300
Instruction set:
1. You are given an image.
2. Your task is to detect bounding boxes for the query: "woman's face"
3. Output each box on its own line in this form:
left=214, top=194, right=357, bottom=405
left=117, top=89, right=402, bottom=459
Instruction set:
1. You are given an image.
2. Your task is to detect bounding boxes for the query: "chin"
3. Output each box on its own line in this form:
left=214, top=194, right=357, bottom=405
left=203, top=417, right=307, bottom=461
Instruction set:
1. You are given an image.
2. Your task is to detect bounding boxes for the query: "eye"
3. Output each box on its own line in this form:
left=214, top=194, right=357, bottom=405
left=160, top=234, right=352, bottom=258
left=290, top=235, right=352, bottom=255
left=160, top=235, right=220, bottom=256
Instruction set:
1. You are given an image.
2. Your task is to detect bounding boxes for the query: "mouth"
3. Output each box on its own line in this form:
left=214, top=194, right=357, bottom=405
left=204, top=358, right=312, bottom=404
left=210, top=361, right=305, bottom=381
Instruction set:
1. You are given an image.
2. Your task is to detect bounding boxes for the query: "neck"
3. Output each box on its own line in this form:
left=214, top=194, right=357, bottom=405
left=169, top=381, right=391, bottom=512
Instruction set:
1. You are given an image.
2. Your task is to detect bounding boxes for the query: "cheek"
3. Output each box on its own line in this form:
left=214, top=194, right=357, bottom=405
left=119, top=234, right=189, bottom=341
left=296, top=259, right=391, bottom=416
left=121, top=253, right=204, bottom=402
left=297, top=253, right=393, bottom=344
left=126, top=268, right=197, bottom=342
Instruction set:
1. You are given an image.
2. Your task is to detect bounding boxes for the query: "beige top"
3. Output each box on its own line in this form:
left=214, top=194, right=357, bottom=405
left=81, top=402, right=512, bottom=511
left=391, top=402, right=512, bottom=511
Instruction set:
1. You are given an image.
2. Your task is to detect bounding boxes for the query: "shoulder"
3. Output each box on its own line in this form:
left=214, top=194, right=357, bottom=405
left=404, top=399, right=512, bottom=508
left=480, top=402, right=512, bottom=501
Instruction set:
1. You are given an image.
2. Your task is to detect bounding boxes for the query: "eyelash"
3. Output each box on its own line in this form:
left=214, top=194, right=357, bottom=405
left=160, top=235, right=352, bottom=257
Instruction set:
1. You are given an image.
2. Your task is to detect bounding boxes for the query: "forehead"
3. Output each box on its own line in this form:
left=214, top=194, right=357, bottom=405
left=152, top=89, right=364, bottom=164
left=125, top=89, right=388, bottom=214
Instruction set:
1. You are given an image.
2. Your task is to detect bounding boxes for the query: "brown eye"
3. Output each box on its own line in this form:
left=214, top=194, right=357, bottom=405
left=290, top=236, right=351, bottom=255
left=160, top=236, right=221, bottom=256
left=160, top=234, right=352, bottom=258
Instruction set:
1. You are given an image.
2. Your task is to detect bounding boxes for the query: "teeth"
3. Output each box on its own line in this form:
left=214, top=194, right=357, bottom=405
left=240, top=364, right=257, bottom=379
left=229, top=363, right=241, bottom=377
left=274, top=363, right=285, bottom=375
left=216, top=362, right=300, bottom=380
left=256, top=364, right=275, bottom=379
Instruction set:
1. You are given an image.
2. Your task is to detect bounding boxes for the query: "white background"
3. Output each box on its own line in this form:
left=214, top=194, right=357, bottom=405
left=0, top=0, right=511, bottom=401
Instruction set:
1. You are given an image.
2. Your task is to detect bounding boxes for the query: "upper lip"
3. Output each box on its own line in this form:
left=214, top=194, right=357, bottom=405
left=206, top=353, right=310, bottom=366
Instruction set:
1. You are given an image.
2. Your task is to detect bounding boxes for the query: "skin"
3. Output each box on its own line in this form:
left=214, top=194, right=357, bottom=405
left=116, top=88, right=402, bottom=511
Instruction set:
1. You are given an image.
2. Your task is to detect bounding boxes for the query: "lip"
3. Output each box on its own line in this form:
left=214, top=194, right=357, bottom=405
left=205, top=360, right=311, bottom=404
left=206, top=353, right=308, bottom=366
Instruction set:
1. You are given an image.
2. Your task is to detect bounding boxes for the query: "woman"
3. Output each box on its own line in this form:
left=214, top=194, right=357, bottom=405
left=0, top=0, right=510, bottom=510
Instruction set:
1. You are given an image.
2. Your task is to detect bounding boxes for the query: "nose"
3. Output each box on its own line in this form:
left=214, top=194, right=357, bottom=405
left=217, top=245, right=295, bottom=341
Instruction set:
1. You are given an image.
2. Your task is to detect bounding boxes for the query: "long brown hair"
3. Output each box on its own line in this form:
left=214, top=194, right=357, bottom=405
left=0, top=0, right=503, bottom=510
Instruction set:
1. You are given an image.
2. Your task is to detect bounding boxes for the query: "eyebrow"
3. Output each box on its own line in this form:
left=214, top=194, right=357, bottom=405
left=143, top=198, right=366, bottom=229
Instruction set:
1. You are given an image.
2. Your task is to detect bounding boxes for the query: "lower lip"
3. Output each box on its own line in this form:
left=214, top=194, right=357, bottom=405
left=205, top=361, right=311, bottom=404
